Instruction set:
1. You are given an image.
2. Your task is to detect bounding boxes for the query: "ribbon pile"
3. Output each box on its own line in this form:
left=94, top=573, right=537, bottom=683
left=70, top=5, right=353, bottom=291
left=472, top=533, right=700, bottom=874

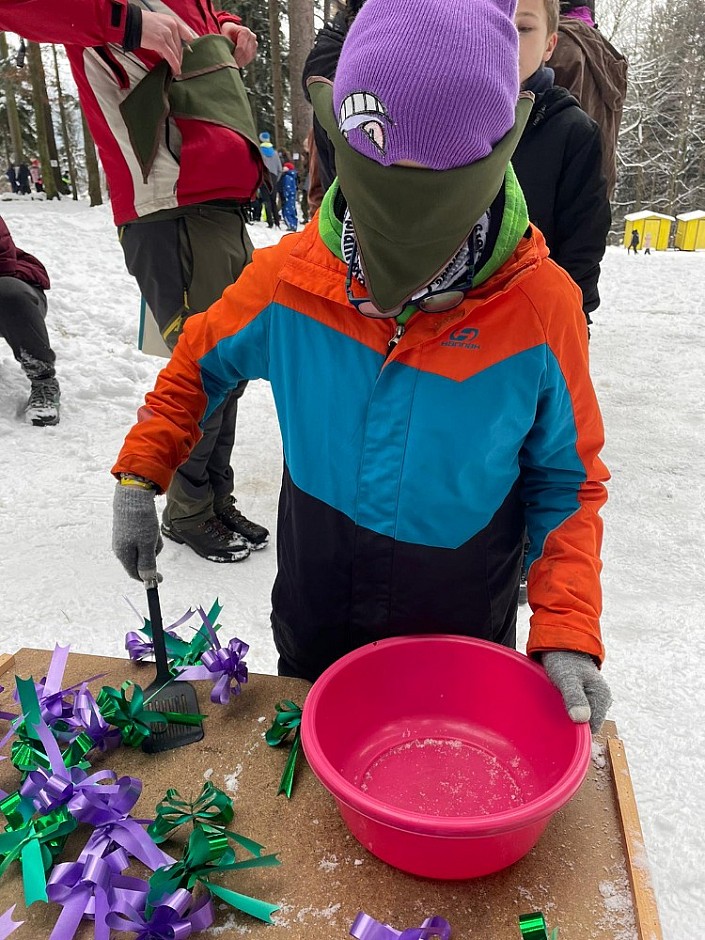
left=0, top=629, right=280, bottom=939
left=125, top=600, right=250, bottom=705
left=351, top=912, right=558, bottom=939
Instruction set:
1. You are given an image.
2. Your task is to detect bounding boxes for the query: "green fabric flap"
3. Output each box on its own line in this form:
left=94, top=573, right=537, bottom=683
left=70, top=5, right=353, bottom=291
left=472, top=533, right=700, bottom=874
left=120, top=34, right=259, bottom=183
left=308, top=77, right=533, bottom=313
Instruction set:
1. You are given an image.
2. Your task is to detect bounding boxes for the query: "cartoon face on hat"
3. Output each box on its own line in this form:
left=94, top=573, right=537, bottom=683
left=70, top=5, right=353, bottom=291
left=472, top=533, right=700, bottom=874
left=332, top=0, right=520, bottom=170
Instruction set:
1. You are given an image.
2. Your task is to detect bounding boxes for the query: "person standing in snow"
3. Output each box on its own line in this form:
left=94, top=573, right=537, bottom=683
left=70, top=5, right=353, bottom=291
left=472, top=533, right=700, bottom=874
left=280, top=162, right=299, bottom=231
left=550, top=0, right=627, bottom=200
left=512, top=0, right=610, bottom=327
left=256, top=132, right=282, bottom=228
left=0, top=215, right=61, bottom=426
left=112, top=0, right=613, bottom=734
left=643, top=232, right=652, bottom=255
left=0, top=0, right=270, bottom=564
left=628, top=229, right=640, bottom=254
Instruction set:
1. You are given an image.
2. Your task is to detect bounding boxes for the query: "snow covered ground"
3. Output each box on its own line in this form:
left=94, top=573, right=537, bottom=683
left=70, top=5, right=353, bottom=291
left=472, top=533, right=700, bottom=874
left=0, top=197, right=702, bottom=938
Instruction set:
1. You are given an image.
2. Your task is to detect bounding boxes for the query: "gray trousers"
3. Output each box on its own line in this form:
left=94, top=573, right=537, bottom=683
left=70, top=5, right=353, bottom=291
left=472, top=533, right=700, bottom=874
left=0, top=276, right=55, bottom=379
left=120, top=204, right=253, bottom=525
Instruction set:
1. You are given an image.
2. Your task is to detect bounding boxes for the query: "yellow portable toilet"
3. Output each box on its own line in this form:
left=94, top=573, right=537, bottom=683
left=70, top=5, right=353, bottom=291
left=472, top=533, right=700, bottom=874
left=675, top=211, right=705, bottom=250
left=623, top=211, right=675, bottom=251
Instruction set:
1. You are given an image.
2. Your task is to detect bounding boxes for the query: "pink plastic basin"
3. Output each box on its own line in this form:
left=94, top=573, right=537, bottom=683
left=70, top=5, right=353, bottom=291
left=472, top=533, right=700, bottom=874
left=301, top=635, right=590, bottom=879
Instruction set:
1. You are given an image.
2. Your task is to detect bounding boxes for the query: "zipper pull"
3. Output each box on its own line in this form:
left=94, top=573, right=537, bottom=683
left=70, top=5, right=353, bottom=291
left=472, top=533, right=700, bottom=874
left=387, top=323, right=406, bottom=357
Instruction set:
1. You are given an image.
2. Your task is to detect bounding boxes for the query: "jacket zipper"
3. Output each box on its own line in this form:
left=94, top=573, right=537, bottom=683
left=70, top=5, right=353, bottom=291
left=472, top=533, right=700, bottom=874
left=386, top=323, right=406, bottom=359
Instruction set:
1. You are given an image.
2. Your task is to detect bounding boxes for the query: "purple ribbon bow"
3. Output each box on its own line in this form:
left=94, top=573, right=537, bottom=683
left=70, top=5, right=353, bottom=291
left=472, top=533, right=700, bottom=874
left=14, top=646, right=105, bottom=729
left=81, top=815, right=174, bottom=873
left=0, top=905, right=23, bottom=939
left=20, top=722, right=141, bottom=825
left=107, top=888, right=214, bottom=939
left=350, top=913, right=452, bottom=940
left=69, top=687, right=121, bottom=753
left=47, top=848, right=129, bottom=940
left=177, top=610, right=249, bottom=704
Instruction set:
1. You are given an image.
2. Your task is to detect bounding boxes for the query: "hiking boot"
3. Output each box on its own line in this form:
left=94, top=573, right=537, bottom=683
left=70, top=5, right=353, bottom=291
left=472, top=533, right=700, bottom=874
left=25, top=377, right=60, bottom=426
left=161, top=514, right=250, bottom=563
left=215, top=498, right=269, bottom=550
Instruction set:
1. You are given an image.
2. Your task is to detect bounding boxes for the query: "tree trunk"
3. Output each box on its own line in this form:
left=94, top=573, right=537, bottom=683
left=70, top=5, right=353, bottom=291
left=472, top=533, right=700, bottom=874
left=81, top=107, right=103, bottom=207
left=323, top=0, right=331, bottom=23
left=269, top=0, right=286, bottom=148
left=0, top=33, right=25, bottom=164
left=51, top=45, right=78, bottom=200
left=26, top=41, right=58, bottom=199
left=287, top=0, right=314, bottom=172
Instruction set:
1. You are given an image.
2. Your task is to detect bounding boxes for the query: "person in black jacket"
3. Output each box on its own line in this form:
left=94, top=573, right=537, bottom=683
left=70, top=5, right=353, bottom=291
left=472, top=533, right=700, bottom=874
left=302, top=0, right=367, bottom=195
left=512, top=0, right=610, bottom=325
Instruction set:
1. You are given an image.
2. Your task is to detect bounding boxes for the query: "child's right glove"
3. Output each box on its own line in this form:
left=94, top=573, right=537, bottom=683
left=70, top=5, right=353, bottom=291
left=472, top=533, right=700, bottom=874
left=541, top=650, right=612, bottom=734
left=112, top=478, right=162, bottom=582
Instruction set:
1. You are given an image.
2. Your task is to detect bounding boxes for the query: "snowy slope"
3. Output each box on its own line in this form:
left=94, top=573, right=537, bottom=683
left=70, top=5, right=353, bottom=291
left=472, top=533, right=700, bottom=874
left=0, top=197, right=703, bottom=938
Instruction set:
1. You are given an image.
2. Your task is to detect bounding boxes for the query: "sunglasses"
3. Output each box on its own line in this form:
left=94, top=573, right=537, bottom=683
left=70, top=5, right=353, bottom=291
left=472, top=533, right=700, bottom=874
left=345, top=241, right=476, bottom=320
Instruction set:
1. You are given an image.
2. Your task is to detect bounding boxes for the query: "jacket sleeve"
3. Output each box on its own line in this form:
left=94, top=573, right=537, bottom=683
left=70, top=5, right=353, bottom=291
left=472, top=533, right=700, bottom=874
left=551, top=117, right=610, bottom=315
left=520, top=265, right=609, bottom=662
left=0, top=0, right=128, bottom=47
left=112, top=239, right=292, bottom=493
left=0, top=217, right=18, bottom=276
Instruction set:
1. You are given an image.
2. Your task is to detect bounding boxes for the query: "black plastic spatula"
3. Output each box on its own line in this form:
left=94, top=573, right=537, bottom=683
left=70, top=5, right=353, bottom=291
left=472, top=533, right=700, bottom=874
left=142, top=578, right=204, bottom=754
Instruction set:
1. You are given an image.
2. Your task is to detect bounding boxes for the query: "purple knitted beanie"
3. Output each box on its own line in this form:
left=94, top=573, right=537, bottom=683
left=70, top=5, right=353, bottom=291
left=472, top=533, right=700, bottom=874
left=333, top=0, right=520, bottom=170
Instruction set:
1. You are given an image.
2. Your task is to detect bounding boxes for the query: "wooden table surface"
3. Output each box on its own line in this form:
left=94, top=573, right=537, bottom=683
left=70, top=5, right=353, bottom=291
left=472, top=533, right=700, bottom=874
left=0, top=649, right=662, bottom=939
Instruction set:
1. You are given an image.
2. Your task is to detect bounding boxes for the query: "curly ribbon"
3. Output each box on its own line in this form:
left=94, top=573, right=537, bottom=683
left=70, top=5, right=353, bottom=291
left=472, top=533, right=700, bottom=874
left=46, top=847, right=130, bottom=940
left=0, top=805, right=77, bottom=905
left=265, top=700, right=302, bottom=798
left=176, top=624, right=249, bottom=704
left=96, top=681, right=202, bottom=749
left=148, top=827, right=280, bottom=924
left=108, top=888, right=214, bottom=939
left=518, top=913, right=559, bottom=939
left=350, top=913, right=452, bottom=939
left=147, top=781, right=234, bottom=843
left=0, top=905, right=23, bottom=939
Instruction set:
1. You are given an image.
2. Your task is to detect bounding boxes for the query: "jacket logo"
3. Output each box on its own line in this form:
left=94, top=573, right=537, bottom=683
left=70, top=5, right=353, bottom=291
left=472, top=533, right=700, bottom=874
left=441, top=327, right=480, bottom=350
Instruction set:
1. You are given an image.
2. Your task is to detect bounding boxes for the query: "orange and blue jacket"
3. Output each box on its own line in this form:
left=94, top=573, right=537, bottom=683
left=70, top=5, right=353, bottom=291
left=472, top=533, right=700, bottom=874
left=114, top=218, right=609, bottom=677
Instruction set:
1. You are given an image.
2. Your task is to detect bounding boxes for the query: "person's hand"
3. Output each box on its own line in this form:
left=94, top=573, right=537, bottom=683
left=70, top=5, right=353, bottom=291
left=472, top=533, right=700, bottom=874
left=542, top=650, right=612, bottom=734
left=220, top=22, right=258, bottom=68
left=139, top=11, right=197, bottom=76
left=112, top=482, right=163, bottom=582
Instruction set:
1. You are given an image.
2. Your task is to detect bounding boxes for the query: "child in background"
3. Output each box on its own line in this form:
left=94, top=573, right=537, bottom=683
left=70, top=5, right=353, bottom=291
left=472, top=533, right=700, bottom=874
left=512, top=0, right=610, bottom=328
left=280, top=162, right=299, bottom=231
left=628, top=229, right=640, bottom=254
left=112, top=0, right=612, bottom=734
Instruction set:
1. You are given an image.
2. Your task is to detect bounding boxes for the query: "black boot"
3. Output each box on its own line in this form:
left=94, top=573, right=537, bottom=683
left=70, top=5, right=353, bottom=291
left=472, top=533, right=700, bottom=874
left=25, top=376, right=60, bottom=426
left=215, top=497, right=269, bottom=550
left=161, top=514, right=250, bottom=562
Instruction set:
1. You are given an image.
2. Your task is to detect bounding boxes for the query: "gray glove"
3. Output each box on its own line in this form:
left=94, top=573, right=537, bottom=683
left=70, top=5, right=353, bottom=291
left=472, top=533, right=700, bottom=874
left=112, top=482, right=163, bottom=582
left=542, top=650, right=612, bottom=734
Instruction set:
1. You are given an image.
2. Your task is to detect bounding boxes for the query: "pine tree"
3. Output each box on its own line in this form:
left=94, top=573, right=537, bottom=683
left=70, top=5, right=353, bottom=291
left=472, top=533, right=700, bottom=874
left=287, top=0, right=314, bottom=171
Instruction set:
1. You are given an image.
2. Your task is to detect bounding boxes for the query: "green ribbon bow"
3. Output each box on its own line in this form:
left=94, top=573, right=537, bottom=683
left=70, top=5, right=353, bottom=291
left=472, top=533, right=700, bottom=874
left=9, top=677, right=89, bottom=775
left=0, top=805, right=77, bottom=906
left=265, top=701, right=302, bottom=799
left=148, top=782, right=234, bottom=843
left=519, top=912, right=559, bottom=939
left=141, top=600, right=224, bottom=669
left=96, top=681, right=202, bottom=749
left=148, top=826, right=280, bottom=923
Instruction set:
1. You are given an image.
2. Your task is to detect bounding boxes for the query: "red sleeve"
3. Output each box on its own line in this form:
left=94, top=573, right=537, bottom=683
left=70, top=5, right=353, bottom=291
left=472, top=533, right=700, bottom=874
left=216, top=11, right=242, bottom=28
left=0, top=0, right=128, bottom=47
left=0, top=217, right=18, bottom=277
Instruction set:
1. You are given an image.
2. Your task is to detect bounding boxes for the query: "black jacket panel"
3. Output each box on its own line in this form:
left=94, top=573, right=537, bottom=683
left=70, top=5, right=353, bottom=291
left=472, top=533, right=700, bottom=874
left=512, top=86, right=610, bottom=315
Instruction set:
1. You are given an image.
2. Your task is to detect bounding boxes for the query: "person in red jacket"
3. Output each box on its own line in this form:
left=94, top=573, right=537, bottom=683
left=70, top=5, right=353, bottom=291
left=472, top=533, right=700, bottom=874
left=0, top=1, right=269, bottom=561
left=0, top=215, right=61, bottom=426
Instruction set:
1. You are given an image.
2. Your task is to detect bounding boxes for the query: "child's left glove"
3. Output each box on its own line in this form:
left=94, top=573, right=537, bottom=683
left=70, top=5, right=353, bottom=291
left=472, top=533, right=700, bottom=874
left=542, top=650, right=612, bottom=734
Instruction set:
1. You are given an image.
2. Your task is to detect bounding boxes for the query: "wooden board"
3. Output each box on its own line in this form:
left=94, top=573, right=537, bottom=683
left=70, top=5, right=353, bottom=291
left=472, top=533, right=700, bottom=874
left=0, top=649, right=661, bottom=939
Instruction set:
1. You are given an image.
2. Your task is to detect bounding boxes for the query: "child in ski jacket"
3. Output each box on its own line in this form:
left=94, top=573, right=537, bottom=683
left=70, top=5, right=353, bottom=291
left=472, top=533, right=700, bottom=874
left=113, top=0, right=612, bottom=733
